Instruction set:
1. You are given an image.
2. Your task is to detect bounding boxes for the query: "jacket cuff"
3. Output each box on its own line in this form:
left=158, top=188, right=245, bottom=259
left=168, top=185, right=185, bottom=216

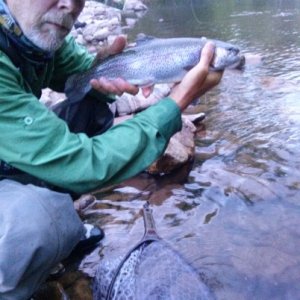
left=135, top=97, right=182, bottom=140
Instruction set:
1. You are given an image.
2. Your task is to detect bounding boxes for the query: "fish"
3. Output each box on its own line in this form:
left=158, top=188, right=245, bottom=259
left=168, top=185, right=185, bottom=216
left=93, top=202, right=214, bottom=300
left=65, top=35, right=245, bottom=103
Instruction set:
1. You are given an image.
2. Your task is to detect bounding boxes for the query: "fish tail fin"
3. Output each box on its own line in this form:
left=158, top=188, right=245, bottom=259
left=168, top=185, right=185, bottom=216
left=64, top=73, right=91, bottom=104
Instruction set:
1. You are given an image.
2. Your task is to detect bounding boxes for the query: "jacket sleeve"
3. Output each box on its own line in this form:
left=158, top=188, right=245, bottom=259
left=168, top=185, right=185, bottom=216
left=0, top=52, right=182, bottom=194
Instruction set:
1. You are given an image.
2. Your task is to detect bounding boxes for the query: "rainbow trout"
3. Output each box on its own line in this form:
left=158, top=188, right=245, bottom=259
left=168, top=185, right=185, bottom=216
left=93, top=202, right=214, bottom=300
left=65, top=36, right=244, bottom=103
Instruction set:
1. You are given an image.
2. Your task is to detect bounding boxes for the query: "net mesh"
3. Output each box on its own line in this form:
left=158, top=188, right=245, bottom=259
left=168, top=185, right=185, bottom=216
left=93, top=240, right=213, bottom=300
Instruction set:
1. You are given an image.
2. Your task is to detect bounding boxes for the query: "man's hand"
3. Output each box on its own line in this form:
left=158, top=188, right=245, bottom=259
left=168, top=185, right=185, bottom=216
left=170, top=42, right=223, bottom=111
left=90, top=36, right=139, bottom=96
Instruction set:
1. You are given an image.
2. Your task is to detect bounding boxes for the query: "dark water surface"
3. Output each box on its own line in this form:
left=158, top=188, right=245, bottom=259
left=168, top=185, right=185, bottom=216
left=85, top=1, right=300, bottom=299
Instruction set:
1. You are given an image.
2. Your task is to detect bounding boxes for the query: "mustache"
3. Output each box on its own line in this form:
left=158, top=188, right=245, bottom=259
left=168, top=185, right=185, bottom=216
left=42, top=13, right=75, bottom=31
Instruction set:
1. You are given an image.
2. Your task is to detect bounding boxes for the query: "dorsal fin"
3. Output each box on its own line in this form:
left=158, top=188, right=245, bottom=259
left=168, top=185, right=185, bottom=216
left=135, top=33, right=157, bottom=45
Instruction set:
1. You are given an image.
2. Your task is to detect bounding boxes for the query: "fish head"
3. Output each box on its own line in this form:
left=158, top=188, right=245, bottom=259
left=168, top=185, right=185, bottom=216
left=228, top=54, right=246, bottom=70
left=212, top=44, right=245, bottom=70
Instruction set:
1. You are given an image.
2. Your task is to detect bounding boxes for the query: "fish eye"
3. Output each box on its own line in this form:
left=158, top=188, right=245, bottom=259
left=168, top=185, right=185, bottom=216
left=228, top=47, right=239, bottom=55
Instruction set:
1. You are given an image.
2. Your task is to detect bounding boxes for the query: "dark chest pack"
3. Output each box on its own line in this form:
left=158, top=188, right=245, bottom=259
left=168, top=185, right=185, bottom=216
left=0, top=29, right=29, bottom=78
left=0, top=29, right=49, bottom=98
left=0, top=29, right=47, bottom=176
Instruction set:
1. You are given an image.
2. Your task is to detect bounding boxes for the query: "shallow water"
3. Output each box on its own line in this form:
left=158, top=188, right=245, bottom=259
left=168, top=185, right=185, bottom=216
left=84, top=1, right=300, bottom=299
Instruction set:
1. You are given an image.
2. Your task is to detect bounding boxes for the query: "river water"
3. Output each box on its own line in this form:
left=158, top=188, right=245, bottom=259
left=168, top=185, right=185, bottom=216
left=84, top=1, right=300, bottom=299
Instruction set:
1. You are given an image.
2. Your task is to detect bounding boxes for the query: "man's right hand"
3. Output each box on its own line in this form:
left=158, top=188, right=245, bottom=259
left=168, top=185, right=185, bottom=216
left=170, top=42, right=223, bottom=112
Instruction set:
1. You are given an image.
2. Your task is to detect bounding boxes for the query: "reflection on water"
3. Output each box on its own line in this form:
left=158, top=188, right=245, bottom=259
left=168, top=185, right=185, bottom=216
left=86, top=1, right=300, bottom=299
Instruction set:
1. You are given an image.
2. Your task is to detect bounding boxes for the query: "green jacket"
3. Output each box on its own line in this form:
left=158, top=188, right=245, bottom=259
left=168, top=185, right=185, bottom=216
left=0, top=35, right=182, bottom=194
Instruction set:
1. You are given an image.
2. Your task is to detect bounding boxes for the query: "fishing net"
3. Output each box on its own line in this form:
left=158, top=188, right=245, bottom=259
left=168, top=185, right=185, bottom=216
left=93, top=203, right=213, bottom=300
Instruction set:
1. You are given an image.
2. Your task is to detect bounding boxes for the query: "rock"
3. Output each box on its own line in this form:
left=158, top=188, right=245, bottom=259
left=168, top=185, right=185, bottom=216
left=147, top=118, right=197, bottom=175
left=124, top=17, right=138, bottom=28
left=74, top=194, right=97, bottom=213
left=32, top=281, right=69, bottom=300
left=82, top=23, right=98, bottom=38
left=71, top=1, right=122, bottom=52
left=93, top=27, right=111, bottom=41
left=75, top=33, right=86, bottom=45
left=109, top=17, right=121, bottom=28
left=123, top=0, right=148, bottom=11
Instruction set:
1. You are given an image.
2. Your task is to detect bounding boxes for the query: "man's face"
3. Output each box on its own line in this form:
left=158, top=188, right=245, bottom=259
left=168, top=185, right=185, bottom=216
left=6, top=0, right=85, bottom=51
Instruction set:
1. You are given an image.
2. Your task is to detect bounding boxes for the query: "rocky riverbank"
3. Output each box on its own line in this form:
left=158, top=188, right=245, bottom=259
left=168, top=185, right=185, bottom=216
left=71, top=0, right=147, bottom=53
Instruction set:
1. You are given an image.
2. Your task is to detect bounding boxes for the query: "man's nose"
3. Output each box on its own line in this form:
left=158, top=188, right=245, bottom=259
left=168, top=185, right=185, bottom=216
left=57, top=0, right=85, bottom=15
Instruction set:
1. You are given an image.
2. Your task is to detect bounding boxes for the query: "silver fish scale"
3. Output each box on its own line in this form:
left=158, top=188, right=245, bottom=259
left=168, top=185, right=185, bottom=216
left=94, top=41, right=200, bottom=85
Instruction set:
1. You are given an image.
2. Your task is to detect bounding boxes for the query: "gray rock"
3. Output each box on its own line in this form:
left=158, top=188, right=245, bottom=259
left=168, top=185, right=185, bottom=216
left=93, top=27, right=111, bottom=41
left=123, top=0, right=148, bottom=11
left=147, top=118, right=197, bottom=175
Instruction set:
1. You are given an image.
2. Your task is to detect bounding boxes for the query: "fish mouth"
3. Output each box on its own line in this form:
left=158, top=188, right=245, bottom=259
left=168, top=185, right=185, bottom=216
left=230, top=54, right=246, bottom=70
left=212, top=46, right=244, bottom=70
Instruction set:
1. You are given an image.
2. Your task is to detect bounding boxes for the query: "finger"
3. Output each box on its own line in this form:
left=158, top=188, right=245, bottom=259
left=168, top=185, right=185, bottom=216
left=90, top=77, right=139, bottom=96
left=108, top=36, right=127, bottom=56
left=113, top=78, right=139, bottom=95
left=90, top=78, right=123, bottom=96
left=183, top=42, right=216, bottom=84
left=198, top=42, right=216, bottom=69
left=94, top=36, right=127, bottom=63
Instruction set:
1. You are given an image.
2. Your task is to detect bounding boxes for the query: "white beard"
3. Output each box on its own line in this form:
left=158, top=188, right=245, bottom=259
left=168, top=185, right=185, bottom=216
left=25, top=26, right=66, bottom=52
left=23, top=12, right=75, bottom=52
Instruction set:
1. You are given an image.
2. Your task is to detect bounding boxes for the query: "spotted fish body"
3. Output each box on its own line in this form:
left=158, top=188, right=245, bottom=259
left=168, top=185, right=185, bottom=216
left=93, top=203, right=214, bottom=300
left=65, top=36, right=244, bottom=103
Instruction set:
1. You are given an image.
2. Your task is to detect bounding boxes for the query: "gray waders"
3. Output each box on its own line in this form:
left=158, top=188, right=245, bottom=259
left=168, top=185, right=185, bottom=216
left=0, top=179, right=85, bottom=300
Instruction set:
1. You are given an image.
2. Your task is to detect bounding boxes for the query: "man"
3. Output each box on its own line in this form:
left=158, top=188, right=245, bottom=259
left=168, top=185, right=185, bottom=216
left=0, top=0, right=222, bottom=299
